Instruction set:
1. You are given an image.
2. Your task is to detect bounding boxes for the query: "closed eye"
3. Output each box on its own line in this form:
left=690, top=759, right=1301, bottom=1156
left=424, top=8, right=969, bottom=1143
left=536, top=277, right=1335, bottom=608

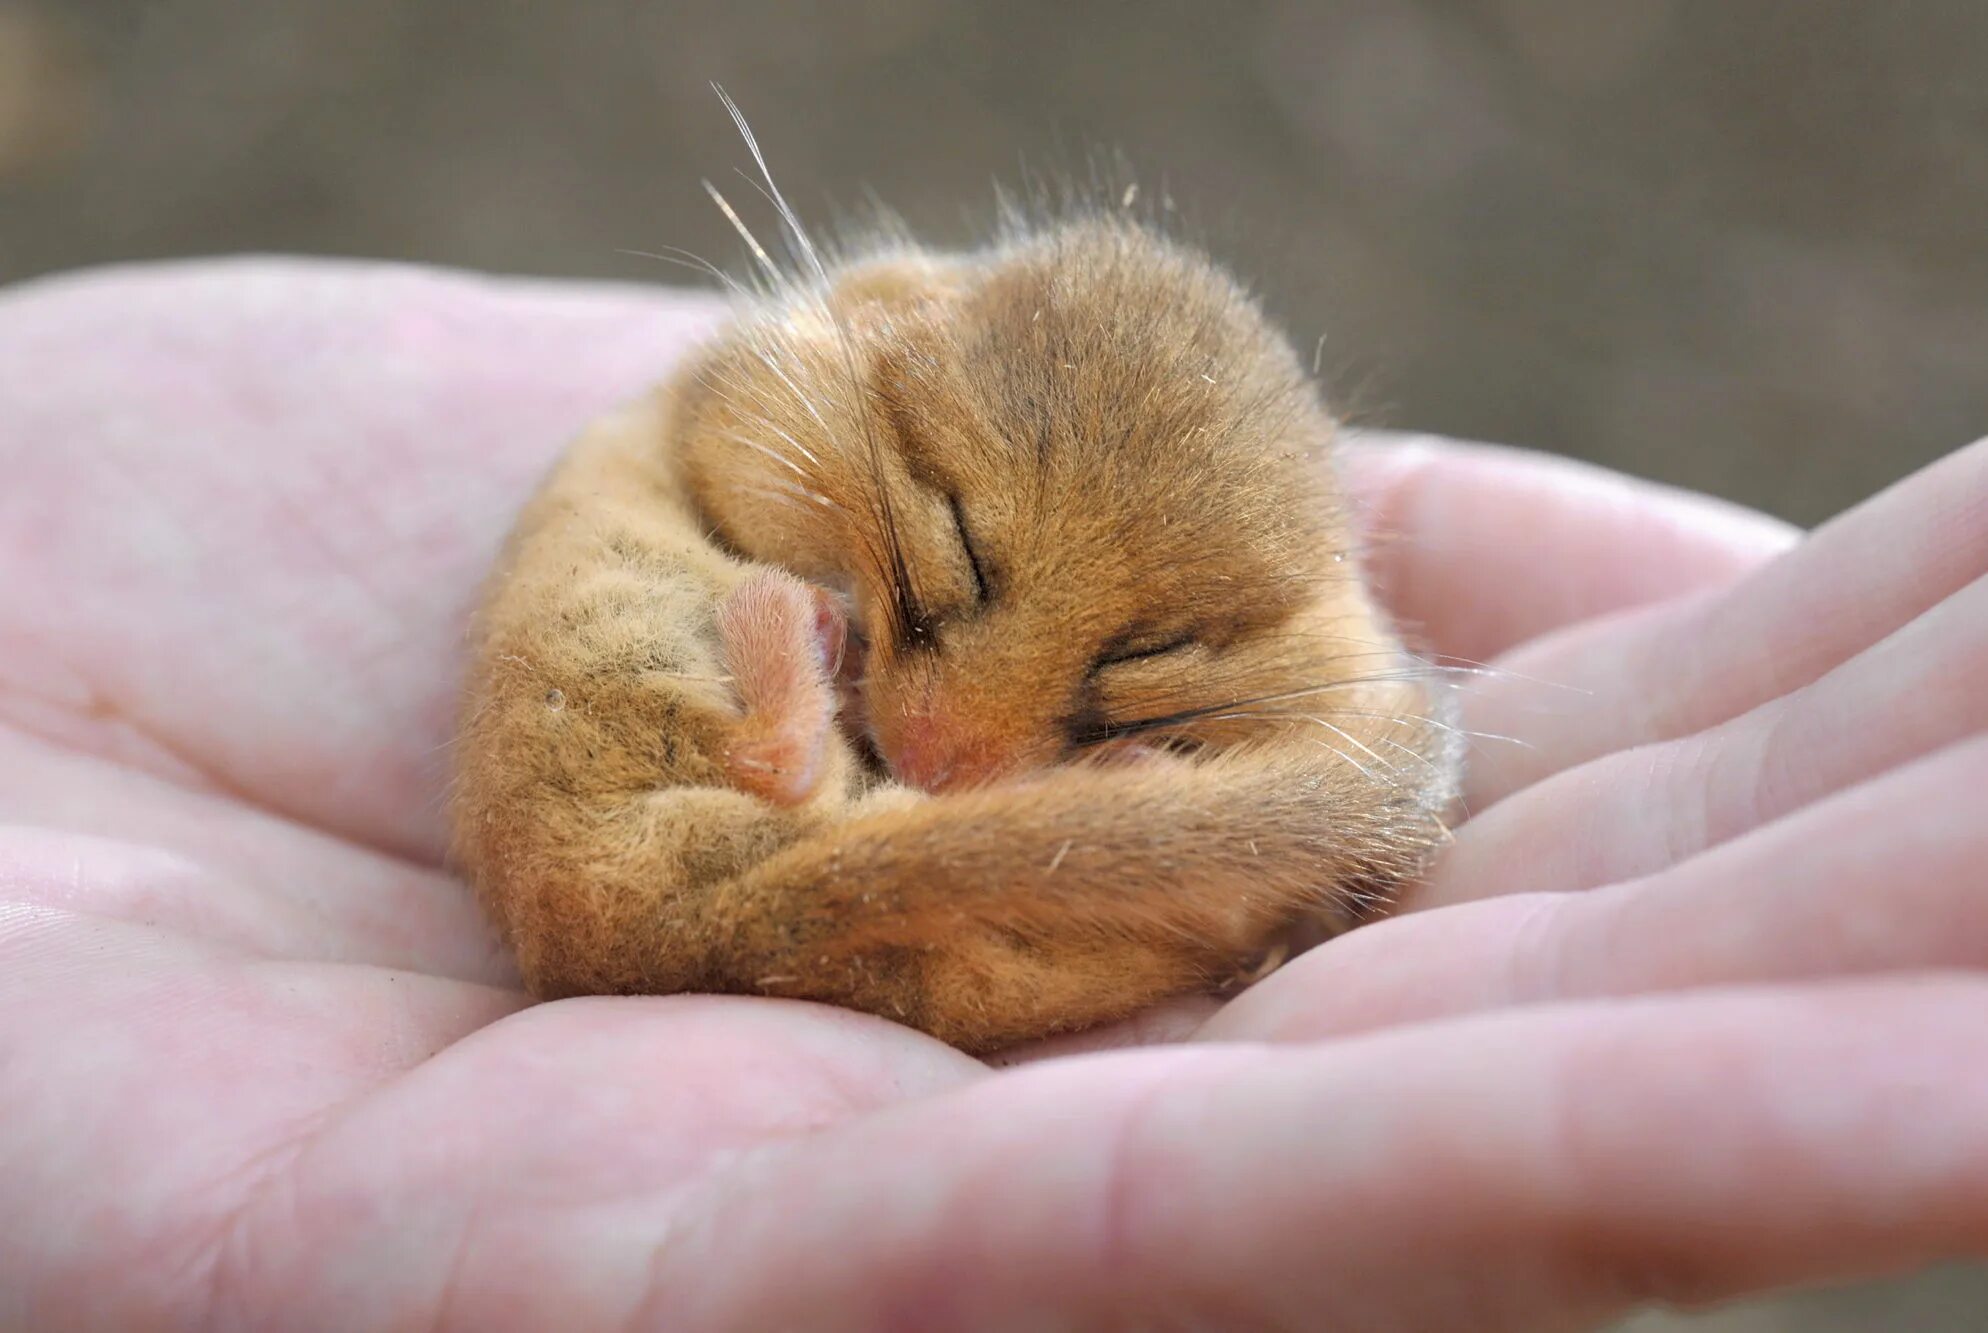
left=1091, top=632, right=1197, bottom=673
left=948, top=494, right=990, bottom=604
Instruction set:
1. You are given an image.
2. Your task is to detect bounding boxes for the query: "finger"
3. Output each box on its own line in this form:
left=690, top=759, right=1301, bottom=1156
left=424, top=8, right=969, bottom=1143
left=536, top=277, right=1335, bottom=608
left=1202, top=735, right=1988, bottom=1043
left=1464, top=436, right=1988, bottom=808
left=0, top=261, right=723, bottom=865
left=988, top=994, right=1223, bottom=1065
left=0, top=726, right=514, bottom=984
left=1338, top=432, right=1799, bottom=663
left=1416, top=570, right=1988, bottom=909
left=634, top=978, right=1988, bottom=1331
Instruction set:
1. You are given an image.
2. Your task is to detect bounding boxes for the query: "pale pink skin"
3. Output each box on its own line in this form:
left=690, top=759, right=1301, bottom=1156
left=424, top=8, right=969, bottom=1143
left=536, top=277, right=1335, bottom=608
left=2, top=259, right=1986, bottom=1331
left=717, top=570, right=848, bottom=806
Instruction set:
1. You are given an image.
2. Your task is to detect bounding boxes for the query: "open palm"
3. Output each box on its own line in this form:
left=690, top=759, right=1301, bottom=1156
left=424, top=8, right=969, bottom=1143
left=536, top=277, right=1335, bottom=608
left=3, top=261, right=1983, bottom=1331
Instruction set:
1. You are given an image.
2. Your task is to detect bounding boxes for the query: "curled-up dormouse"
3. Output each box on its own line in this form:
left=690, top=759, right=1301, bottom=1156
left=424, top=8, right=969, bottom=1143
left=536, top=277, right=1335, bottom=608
left=450, top=160, right=1460, bottom=1054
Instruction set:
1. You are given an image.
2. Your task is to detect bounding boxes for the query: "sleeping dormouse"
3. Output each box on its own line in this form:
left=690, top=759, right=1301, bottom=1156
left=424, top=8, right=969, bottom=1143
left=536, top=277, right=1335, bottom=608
left=450, top=159, right=1460, bottom=1053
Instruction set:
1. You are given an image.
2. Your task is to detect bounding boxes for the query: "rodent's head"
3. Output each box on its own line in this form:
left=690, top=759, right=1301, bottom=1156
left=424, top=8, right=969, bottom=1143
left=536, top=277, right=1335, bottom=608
left=679, top=218, right=1412, bottom=791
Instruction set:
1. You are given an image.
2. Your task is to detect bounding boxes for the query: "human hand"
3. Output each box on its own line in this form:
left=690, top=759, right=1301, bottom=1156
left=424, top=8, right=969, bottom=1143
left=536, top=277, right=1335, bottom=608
left=3, top=260, right=1982, bottom=1331
left=1205, top=416, right=1988, bottom=1044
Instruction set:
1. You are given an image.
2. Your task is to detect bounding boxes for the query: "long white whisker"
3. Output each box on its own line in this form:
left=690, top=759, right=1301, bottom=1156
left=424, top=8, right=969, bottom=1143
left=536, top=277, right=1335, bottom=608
left=701, top=373, right=833, bottom=464
left=1313, top=707, right=1533, bottom=751
left=747, top=338, right=836, bottom=435
left=711, top=429, right=812, bottom=478
left=714, top=83, right=831, bottom=291
left=1305, top=738, right=1382, bottom=783
left=735, top=479, right=840, bottom=512
left=703, top=181, right=781, bottom=283
left=708, top=84, right=909, bottom=623
left=1298, top=716, right=1399, bottom=778
left=615, top=246, right=750, bottom=298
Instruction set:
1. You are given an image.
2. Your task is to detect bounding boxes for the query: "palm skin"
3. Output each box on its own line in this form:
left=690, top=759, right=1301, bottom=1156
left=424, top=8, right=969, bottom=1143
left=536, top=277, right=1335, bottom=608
left=2, top=260, right=1983, bottom=1332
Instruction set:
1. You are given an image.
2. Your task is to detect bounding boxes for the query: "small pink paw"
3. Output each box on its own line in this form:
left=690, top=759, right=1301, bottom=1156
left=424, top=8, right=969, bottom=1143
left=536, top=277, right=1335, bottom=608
left=716, top=570, right=846, bottom=806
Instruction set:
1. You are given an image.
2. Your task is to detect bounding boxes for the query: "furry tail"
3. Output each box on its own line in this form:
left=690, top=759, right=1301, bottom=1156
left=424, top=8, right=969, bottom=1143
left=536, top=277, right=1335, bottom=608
left=719, top=742, right=1454, bottom=1051
left=486, top=731, right=1454, bottom=1054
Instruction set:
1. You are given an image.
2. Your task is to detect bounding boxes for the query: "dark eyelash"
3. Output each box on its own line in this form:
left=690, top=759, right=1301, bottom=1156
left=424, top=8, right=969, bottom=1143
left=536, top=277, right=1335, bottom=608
left=1091, top=632, right=1197, bottom=672
left=948, top=494, right=990, bottom=605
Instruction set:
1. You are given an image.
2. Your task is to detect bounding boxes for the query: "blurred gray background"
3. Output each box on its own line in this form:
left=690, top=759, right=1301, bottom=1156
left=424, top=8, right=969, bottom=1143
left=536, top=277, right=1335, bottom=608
left=2, top=2, right=1984, bottom=1327
left=4, top=1, right=1985, bottom=523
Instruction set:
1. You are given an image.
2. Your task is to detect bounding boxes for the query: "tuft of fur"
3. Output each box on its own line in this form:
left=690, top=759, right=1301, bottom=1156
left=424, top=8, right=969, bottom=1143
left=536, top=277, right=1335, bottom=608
left=450, top=214, right=1461, bottom=1054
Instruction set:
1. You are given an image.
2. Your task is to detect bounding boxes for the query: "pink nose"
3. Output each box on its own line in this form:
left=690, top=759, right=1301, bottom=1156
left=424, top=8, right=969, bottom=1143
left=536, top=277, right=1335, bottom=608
left=888, top=712, right=1011, bottom=793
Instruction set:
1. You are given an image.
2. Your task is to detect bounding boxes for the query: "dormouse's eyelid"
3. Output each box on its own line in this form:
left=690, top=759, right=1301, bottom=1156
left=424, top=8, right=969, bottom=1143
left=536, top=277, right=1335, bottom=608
left=1090, top=632, right=1198, bottom=674
left=948, top=493, right=991, bottom=605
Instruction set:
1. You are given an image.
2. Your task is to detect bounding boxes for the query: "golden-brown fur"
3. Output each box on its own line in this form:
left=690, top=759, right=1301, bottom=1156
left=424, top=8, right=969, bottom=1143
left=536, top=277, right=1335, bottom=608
left=450, top=216, right=1460, bottom=1053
